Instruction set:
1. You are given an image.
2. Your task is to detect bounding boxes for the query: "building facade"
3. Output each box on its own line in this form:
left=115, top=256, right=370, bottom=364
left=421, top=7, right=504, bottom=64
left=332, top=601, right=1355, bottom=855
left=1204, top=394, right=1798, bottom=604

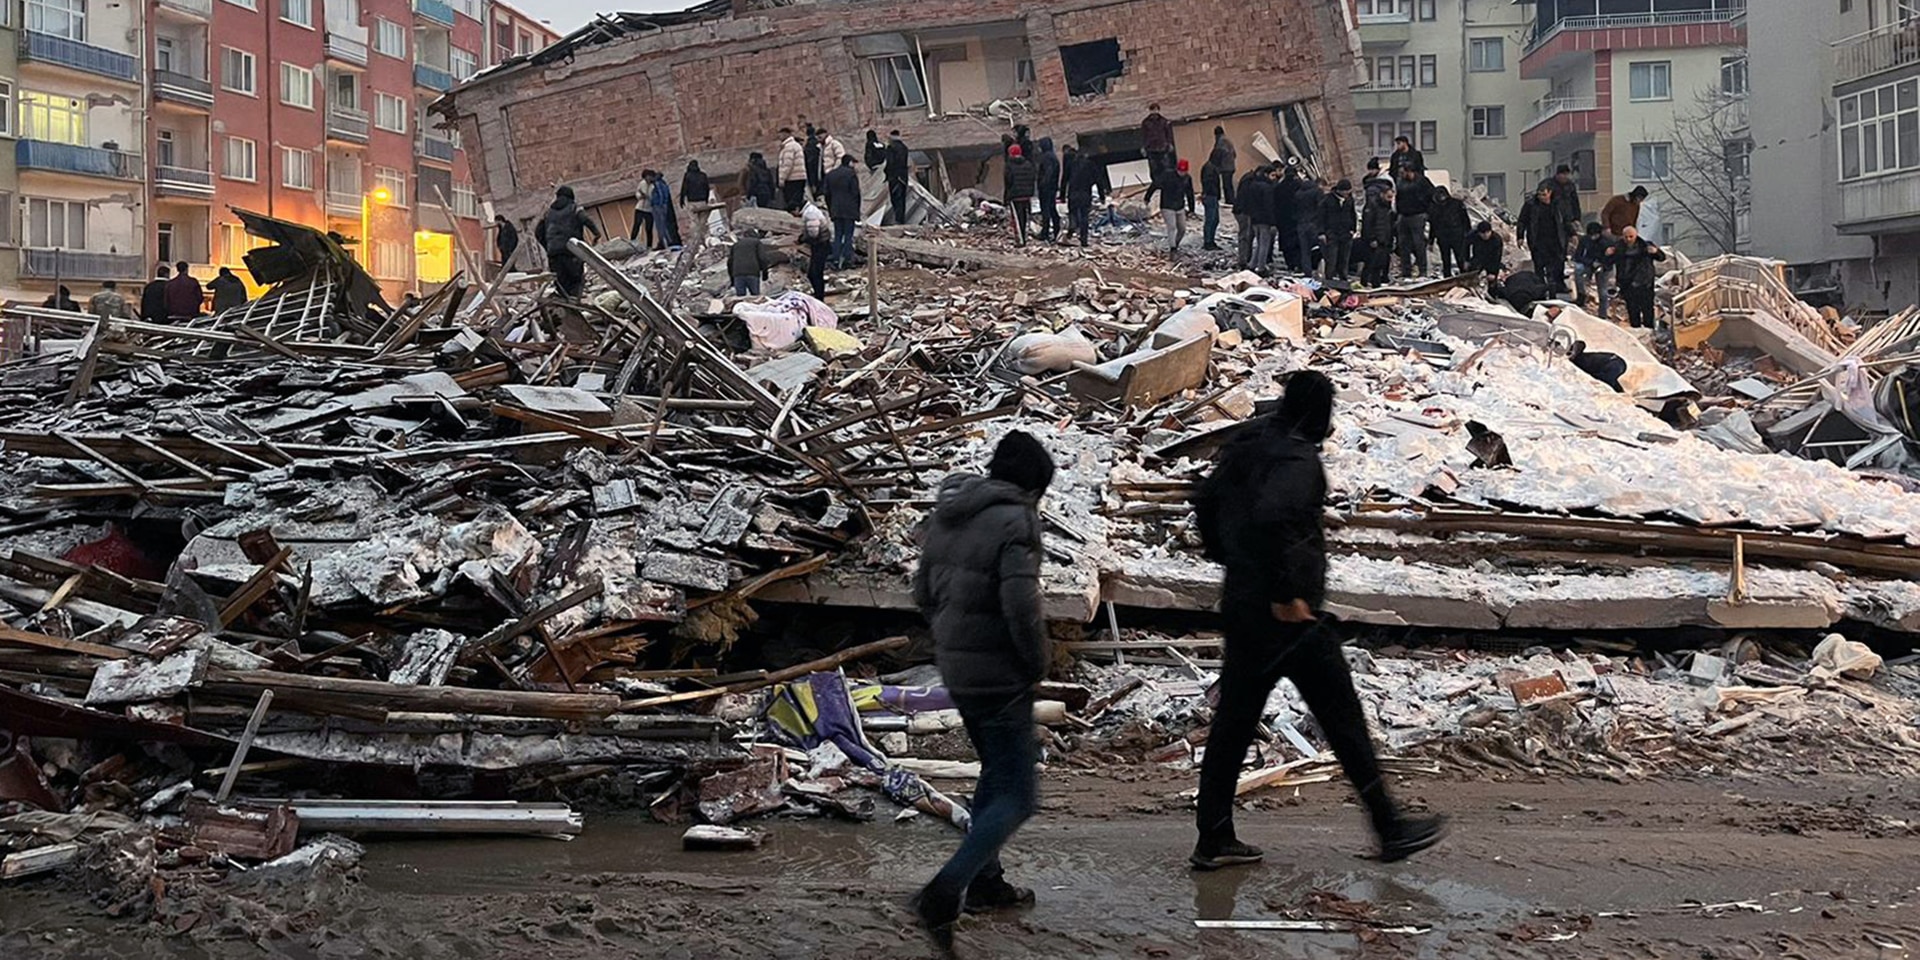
left=1515, top=0, right=1746, bottom=254
left=1352, top=0, right=1550, bottom=211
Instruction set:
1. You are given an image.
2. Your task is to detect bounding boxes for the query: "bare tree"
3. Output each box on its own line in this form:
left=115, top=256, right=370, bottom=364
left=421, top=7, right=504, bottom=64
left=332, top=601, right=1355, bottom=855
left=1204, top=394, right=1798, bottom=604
left=1648, top=86, right=1751, bottom=256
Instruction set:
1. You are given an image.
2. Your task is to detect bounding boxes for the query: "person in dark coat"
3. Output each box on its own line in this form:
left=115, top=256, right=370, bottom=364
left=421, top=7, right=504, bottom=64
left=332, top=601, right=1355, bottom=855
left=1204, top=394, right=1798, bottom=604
left=492, top=215, right=520, bottom=268
left=1607, top=225, right=1667, bottom=329
left=209, top=267, right=247, bottom=314
left=1142, top=158, right=1196, bottom=254
left=1359, top=184, right=1395, bottom=286
left=1427, top=186, right=1471, bottom=276
left=648, top=171, right=680, bottom=250
left=1568, top=339, right=1627, bottom=392
left=1065, top=147, right=1099, bottom=248
left=680, top=161, right=712, bottom=206
left=1232, top=167, right=1266, bottom=269
left=1363, top=156, right=1394, bottom=202
left=864, top=129, right=887, bottom=170
left=885, top=130, right=912, bottom=225
left=739, top=152, right=777, bottom=209
left=164, top=261, right=203, bottom=321
left=41, top=285, right=78, bottom=312
left=1539, top=165, right=1584, bottom=240
left=1467, top=220, right=1505, bottom=279
left=1190, top=371, right=1446, bottom=871
left=1034, top=138, right=1061, bottom=243
left=1392, top=167, right=1434, bottom=278
left=1004, top=144, right=1040, bottom=247
left=822, top=155, right=863, bottom=270
left=535, top=185, right=601, bottom=298
left=727, top=228, right=787, bottom=297
left=1200, top=158, right=1225, bottom=251
left=912, top=431, right=1058, bottom=953
left=1273, top=166, right=1301, bottom=270
left=1141, top=103, right=1176, bottom=180
left=803, top=124, right=823, bottom=199
left=1318, top=179, right=1357, bottom=283
left=1293, top=177, right=1326, bottom=275
left=1208, top=126, right=1237, bottom=205
left=139, top=265, right=171, bottom=323
left=1388, top=135, right=1425, bottom=179
left=1244, top=166, right=1279, bottom=273
left=1516, top=185, right=1569, bottom=296
left=1571, top=221, right=1609, bottom=313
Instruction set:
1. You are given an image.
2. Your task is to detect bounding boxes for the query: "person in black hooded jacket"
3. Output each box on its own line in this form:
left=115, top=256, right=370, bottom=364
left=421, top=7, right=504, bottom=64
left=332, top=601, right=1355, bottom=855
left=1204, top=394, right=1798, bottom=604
left=534, top=185, right=601, bottom=297
left=1427, top=186, right=1471, bottom=276
left=1318, top=180, right=1357, bottom=283
left=1034, top=138, right=1061, bottom=243
left=912, top=430, right=1057, bottom=953
left=679, top=161, right=711, bottom=207
left=1189, top=371, right=1446, bottom=871
left=864, top=129, right=886, bottom=170
left=1065, top=147, right=1099, bottom=247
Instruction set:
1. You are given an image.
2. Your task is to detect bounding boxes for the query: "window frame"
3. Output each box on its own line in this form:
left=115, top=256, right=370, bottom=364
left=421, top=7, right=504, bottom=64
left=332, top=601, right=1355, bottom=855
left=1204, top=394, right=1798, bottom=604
left=1469, top=37, right=1504, bottom=73
left=869, top=54, right=927, bottom=111
left=1470, top=173, right=1507, bottom=208
left=373, top=92, right=408, bottom=134
left=224, top=135, right=258, bottom=182
left=1418, top=120, right=1437, bottom=155
left=281, top=146, right=313, bottom=190
left=279, top=0, right=312, bottom=28
left=1415, top=0, right=1435, bottom=20
left=26, top=0, right=85, bottom=42
left=1631, top=141, right=1672, bottom=180
left=279, top=62, right=314, bottom=110
left=1471, top=105, right=1506, bottom=139
left=221, top=47, right=258, bottom=97
left=18, top=90, right=87, bottom=146
left=26, top=197, right=87, bottom=249
left=374, top=164, right=408, bottom=208
left=373, top=17, right=407, bottom=59
left=1837, top=78, right=1920, bottom=181
left=1628, top=61, right=1672, bottom=102
left=1720, top=55, right=1748, bottom=98
left=1418, top=54, right=1436, bottom=88
left=0, top=82, right=15, bottom=139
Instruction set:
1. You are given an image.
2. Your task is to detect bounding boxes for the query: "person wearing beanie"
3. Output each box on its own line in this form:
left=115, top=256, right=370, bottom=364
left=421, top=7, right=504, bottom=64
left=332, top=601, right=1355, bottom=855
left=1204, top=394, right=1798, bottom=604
left=1190, top=371, right=1447, bottom=871
left=535, top=184, right=601, bottom=297
left=912, top=430, right=1058, bottom=953
left=1318, top=179, right=1357, bottom=283
left=1003, top=144, right=1040, bottom=247
left=1144, top=157, right=1197, bottom=254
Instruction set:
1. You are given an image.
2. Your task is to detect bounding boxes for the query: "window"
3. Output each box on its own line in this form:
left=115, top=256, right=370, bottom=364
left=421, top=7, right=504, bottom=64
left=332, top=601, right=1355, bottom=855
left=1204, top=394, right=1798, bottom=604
left=156, top=36, right=177, bottom=73
left=26, top=0, right=84, bottom=41
left=26, top=198, right=86, bottom=249
left=222, top=48, right=257, bottom=96
left=372, top=239, right=409, bottom=279
left=1660, top=222, right=1678, bottom=246
left=282, top=147, right=313, bottom=189
left=1355, top=0, right=1406, bottom=14
left=221, top=222, right=267, bottom=264
left=1416, top=0, right=1435, bottom=20
left=280, top=0, right=311, bottom=27
left=1629, top=61, right=1672, bottom=102
left=1398, top=55, right=1416, bottom=87
left=332, top=70, right=360, bottom=110
left=18, top=91, right=85, bottom=145
left=1631, top=141, right=1671, bottom=180
left=224, top=136, right=257, bottom=181
left=493, top=19, right=513, bottom=62
left=1418, top=54, right=1436, bottom=87
left=1471, top=173, right=1507, bottom=208
left=870, top=54, right=926, bottom=110
left=374, top=18, right=406, bottom=58
left=450, top=0, right=478, bottom=19
left=222, top=0, right=255, bottom=8
left=1419, top=120, right=1437, bottom=154
left=0, top=82, right=13, bottom=139
left=155, top=129, right=175, bottom=167
left=450, top=47, right=477, bottom=80
left=374, top=92, right=407, bottom=133
left=453, top=182, right=480, bottom=218
left=1724, top=138, right=1752, bottom=180
left=1471, top=106, right=1505, bottom=138
left=280, top=63, right=313, bottom=109
left=374, top=165, right=407, bottom=207
left=517, top=28, right=536, bottom=54
left=1838, top=79, right=1920, bottom=180
left=1721, top=56, right=1748, bottom=98
left=157, top=222, right=176, bottom=264
left=1469, top=37, right=1504, bottom=73
left=1373, top=56, right=1396, bottom=88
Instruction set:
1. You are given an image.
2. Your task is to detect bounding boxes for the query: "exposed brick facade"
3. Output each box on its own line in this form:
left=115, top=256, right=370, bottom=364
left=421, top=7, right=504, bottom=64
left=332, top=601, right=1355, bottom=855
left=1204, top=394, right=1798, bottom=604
left=444, top=0, right=1362, bottom=220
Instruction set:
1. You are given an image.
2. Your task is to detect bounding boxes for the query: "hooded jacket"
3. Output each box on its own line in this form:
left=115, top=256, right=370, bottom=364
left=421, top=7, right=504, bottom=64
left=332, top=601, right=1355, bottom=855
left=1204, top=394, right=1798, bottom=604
left=680, top=164, right=712, bottom=204
left=1429, top=191, right=1470, bottom=239
left=1360, top=191, right=1395, bottom=246
left=1004, top=154, right=1040, bottom=200
left=1141, top=111, right=1175, bottom=153
left=1241, top=175, right=1276, bottom=227
left=1393, top=174, right=1434, bottom=217
left=209, top=272, right=247, bottom=313
left=912, top=474, right=1047, bottom=697
left=1209, top=134, right=1237, bottom=177
left=728, top=235, right=787, bottom=279
left=820, top=135, right=847, bottom=174
left=1319, top=189, right=1357, bottom=236
left=536, top=190, right=600, bottom=256
left=1293, top=180, right=1326, bottom=233
left=1467, top=231, right=1504, bottom=275
left=1066, top=152, right=1100, bottom=204
left=740, top=156, right=777, bottom=206
left=1539, top=176, right=1583, bottom=233
left=803, top=131, right=823, bottom=185
left=1516, top=196, right=1566, bottom=258
left=778, top=135, right=806, bottom=184
left=864, top=132, right=887, bottom=170
left=823, top=162, right=863, bottom=220
left=1035, top=139, right=1060, bottom=200
left=139, top=277, right=169, bottom=323
left=885, top=136, right=911, bottom=183
left=1193, top=411, right=1330, bottom=613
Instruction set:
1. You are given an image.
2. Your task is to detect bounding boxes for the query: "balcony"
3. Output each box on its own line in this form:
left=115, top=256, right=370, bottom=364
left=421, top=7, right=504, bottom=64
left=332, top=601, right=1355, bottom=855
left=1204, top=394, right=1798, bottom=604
left=1357, top=9, right=1411, bottom=46
left=1350, top=84, right=1412, bottom=112
left=153, top=68, right=215, bottom=109
left=417, top=133, right=455, bottom=163
left=326, top=31, right=370, bottom=65
left=1833, top=23, right=1920, bottom=89
left=17, top=140, right=141, bottom=180
left=326, top=190, right=364, bottom=217
left=20, top=248, right=146, bottom=281
left=1520, top=95, right=1602, bottom=152
left=414, top=62, right=454, bottom=92
left=1521, top=2, right=1745, bottom=79
left=1838, top=168, right=1920, bottom=234
left=327, top=104, right=370, bottom=144
left=413, top=0, right=456, bottom=27
left=155, top=163, right=216, bottom=197
left=156, top=0, right=213, bottom=18
left=19, top=30, right=139, bottom=84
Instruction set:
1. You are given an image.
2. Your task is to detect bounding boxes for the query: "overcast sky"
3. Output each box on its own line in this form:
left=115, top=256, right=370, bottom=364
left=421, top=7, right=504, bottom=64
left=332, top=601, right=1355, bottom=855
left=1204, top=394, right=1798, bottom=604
left=501, top=0, right=692, bottom=34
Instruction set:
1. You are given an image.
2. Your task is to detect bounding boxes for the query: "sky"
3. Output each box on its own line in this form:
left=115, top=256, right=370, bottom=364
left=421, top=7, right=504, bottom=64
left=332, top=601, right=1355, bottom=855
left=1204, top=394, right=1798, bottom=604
left=498, top=0, right=692, bottom=34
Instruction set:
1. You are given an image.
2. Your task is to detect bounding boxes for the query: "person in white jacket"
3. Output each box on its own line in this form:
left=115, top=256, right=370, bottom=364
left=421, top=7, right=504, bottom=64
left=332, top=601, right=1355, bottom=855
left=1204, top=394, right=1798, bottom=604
left=777, top=127, right=807, bottom=213
left=818, top=126, right=848, bottom=194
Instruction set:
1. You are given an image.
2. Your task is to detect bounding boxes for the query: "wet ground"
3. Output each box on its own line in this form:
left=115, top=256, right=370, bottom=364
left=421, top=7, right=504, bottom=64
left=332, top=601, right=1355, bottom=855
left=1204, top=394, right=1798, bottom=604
left=7, top=770, right=1920, bottom=958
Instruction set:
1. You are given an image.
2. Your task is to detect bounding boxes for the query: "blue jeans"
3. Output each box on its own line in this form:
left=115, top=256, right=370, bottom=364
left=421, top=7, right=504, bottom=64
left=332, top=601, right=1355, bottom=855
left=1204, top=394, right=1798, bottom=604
left=831, top=217, right=856, bottom=268
left=1202, top=196, right=1221, bottom=248
left=732, top=275, right=761, bottom=296
left=920, top=690, right=1037, bottom=913
left=653, top=207, right=679, bottom=248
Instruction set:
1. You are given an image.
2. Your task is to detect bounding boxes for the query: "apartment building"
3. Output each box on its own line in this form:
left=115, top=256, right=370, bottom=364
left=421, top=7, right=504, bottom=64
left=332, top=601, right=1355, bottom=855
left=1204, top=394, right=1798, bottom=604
left=1351, top=0, right=1549, bottom=211
left=1516, top=0, right=1747, bottom=255
left=0, top=7, right=17, bottom=294
left=486, top=0, right=545, bottom=68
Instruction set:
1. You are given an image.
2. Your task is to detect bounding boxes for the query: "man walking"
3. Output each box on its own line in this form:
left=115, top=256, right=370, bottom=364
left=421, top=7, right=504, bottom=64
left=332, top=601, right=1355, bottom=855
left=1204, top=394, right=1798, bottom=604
left=1189, top=371, right=1446, bottom=871
left=823, top=154, right=863, bottom=270
left=1607, top=225, right=1667, bottom=329
left=1540, top=165, right=1584, bottom=241
left=778, top=127, right=808, bottom=213
left=1428, top=185, right=1470, bottom=276
left=1318, top=179, right=1357, bottom=283
left=886, top=130, right=912, bottom=225
left=912, top=431, right=1057, bottom=955
left=1035, top=138, right=1062, bottom=243
left=1393, top=166, right=1434, bottom=278
left=1004, top=145, right=1040, bottom=247
left=1517, top=184, right=1569, bottom=296
left=799, top=200, right=832, bottom=299
left=536, top=185, right=601, bottom=298
left=1144, top=158, right=1195, bottom=255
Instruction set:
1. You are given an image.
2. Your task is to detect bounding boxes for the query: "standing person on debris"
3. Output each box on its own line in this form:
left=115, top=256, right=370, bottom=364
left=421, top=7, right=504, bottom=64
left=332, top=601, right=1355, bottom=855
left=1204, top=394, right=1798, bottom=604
left=1200, top=156, right=1225, bottom=252
left=740, top=152, right=777, bottom=210
left=1539, top=165, right=1584, bottom=242
left=1141, top=103, right=1176, bottom=180
left=1293, top=176, right=1327, bottom=275
left=886, top=130, right=913, bottom=225
left=1363, top=157, right=1394, bottom=201
left=1233, top=166, right=1265, bottom=269
left=1393, top=166, right=1434, bottom=279
left=630, top=171, right=656, bottom=248
left=804, top=124, right=824, bottom=200
left=728, top=228, right=786, bottom=297
left=87, top=280, right=132, bottom=320
left=799, top=199, right=832, bottom=299
left=1274, top=164, right=1302, bottom=271
left=536, top=185, right=601, bottom=299
left=1572, top=222, right=1609, bottom=313
left=1467, top=220, right=1504, bottom=280
left=209, top=267, right=248, bottom=314
left=1359, top=183, right=1395, bottom=286
left=1427, top=185, right=1470, bottom=276
left=1209, top=126, right=1237, bottom=205
left=680, top=161, right=712, bottom=208
left=140, top=265, right=170, bottom=323
left=165, top=261, right=204, bottom=321
left=42, top=285, right=78, bottom=312
left=492, top=214, right=520, bottom=268
left=1189, top=370, right=1447, bottom=871
left=1319, top=179, right=1357, bottom=284
left=1245, top=165, right=1279, bottom=273
left=1607, top=225, right=1666, bottom=330
left=1142, top=158, right=1196, bottom=254
left=823, top=154, right=863, bottom=270
left=1601, top=184, right=1647, bottom=238
left=1517, top=184, right=1569, bottom=296
left=864, top=129, right=887, bottom=170
left=1035, top=138, right=1062, bottom=243
left=910, top=430, right=1058, bottom=955
left=1388, top=135, right=1425, bottom=180
left=778, top=127, right=808, bottom=213
left=650, top=171, right=681, bottom=251
left=1004, top=144, right=1040, bottom=248
left=1065, top=146, right=1099, bottom=248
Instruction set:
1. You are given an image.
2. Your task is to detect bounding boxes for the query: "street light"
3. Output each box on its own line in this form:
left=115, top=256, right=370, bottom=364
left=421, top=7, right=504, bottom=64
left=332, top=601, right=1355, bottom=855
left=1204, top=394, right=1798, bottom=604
left=361, top=186, right=392, bottom=271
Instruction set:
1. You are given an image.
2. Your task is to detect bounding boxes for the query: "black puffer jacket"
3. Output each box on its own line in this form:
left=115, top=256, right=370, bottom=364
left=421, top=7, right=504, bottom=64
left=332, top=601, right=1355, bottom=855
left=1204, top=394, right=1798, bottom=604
left=1005, top=156, right=1040, bottom=200
left=912, top=474, right=1047, bottom=697
left=1609, top=237, right=1667, bottom=291
left=1193, top=417, right=1328, bottom=612
left=1035, top=138, right=1060, bottom=200
left=1360, top=193, right=1394, bottom=246
left=535, top=194, right=599, bottom=256
left=1319, top=191, right=1356, bottom=236
left=1429, top=193, right=1470, bottom=239
left=823, top=164, right=862, bottom=220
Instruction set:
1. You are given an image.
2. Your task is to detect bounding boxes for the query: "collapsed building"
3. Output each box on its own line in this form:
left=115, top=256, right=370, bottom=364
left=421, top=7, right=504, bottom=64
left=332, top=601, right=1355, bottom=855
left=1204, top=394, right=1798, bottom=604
left=436, top=0, right=1364, bottom=229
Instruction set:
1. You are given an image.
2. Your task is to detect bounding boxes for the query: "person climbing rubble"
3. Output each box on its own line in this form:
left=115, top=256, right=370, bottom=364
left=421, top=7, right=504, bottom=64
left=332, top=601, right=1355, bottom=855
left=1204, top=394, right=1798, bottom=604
left=1607, top=225, right=1667, bottom=330
left=535, top=185, right=601, bottom=298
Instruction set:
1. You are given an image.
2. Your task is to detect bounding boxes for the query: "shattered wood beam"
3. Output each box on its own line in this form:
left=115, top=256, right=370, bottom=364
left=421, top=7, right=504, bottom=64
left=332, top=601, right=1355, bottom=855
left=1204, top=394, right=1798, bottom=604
left=208, top=669, right=621, bottom=720
left=0, top=625, right=129, bottom=659
left=619, top=635, right=908, bottom=711
left=61, top=318, right=105, bottom=408
left=0, top=431, right=356, bottom=470
left=473, top=581, right=604, bottom=656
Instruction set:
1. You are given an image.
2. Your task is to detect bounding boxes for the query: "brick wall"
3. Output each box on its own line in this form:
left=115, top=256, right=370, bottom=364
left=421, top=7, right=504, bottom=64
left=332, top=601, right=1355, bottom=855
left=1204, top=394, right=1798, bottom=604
left=670, top=43, right=852, bottom=153
left=505, top=71, right=684, bottom=188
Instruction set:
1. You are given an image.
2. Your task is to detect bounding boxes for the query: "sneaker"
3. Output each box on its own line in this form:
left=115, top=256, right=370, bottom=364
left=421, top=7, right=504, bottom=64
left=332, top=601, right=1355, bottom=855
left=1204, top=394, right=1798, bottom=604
left=1190, top=838, right=1265, bottom=871
left=913, top=890, right=960, bottom=958
left=964, top=877, right=1036, bottom=914
left=1378, top=813, right=1448, bottom=863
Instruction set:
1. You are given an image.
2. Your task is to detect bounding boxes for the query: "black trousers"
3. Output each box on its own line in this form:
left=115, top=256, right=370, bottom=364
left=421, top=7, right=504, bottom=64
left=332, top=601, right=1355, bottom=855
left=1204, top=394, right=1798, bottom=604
left=1361, top=240, right=1391, bottom=285
left=806, top=238, right=829, bottom=298
left=1037, top=190, right=1060, bottom=240
left=1196, top=609, right=1395, bottom=846
left=1531, top=250, right=1567, bottom=294
left=552, top=253, right=585, bottom=298
left=1624, top=286, right=1657, bottom=328
left=1010, top=200, right=1032, bottom=246
left=1323, top=235, right=1352, bottom=282
left=1068, top=199, right=1091, bottom=246
left=783, top=180, right=807, bottom=213
left=888, top=180, right=909, bottom=224
left=629, top=210, right=654, bottom=247
left=1436, top=235, right=1467, bottom=275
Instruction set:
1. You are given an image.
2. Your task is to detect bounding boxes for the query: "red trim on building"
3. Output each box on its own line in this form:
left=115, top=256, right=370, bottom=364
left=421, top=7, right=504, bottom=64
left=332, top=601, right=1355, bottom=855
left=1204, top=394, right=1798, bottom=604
left=1520, top=22, right=1745, bottom=80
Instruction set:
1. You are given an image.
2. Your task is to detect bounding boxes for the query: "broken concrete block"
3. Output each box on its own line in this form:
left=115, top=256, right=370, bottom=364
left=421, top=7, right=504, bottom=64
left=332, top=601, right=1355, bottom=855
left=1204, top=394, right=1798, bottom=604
left=803, top=326, right=863, bottom=358
left=683, top=824, right=764, bottom=851
left=641, top=553, right=733, bottom=592
left=86, top=649, right=208, bottom=706
left=1506, top=673, right=1568, bottom=705
left=497, top=384, right=614, bottom=427
left=1688, top=652, right=1732, bottom=686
